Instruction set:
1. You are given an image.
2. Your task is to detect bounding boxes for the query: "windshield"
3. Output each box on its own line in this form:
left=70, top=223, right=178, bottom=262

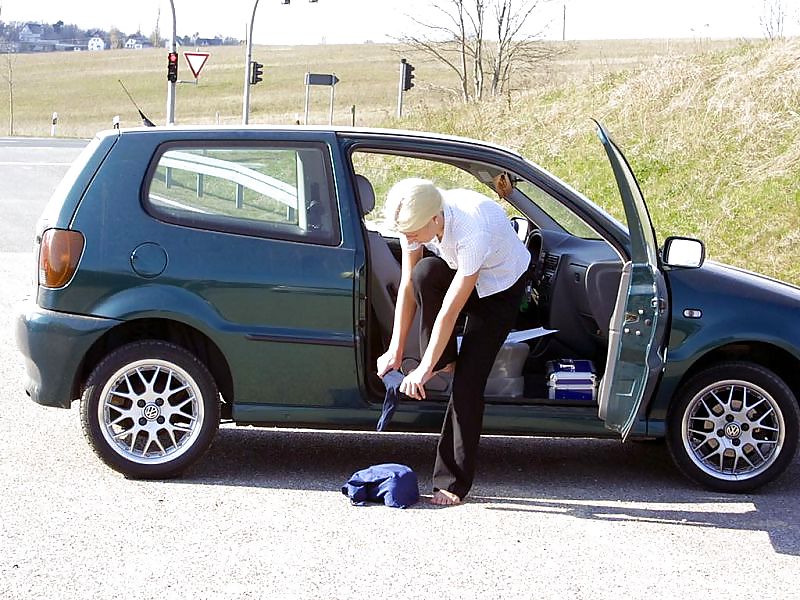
left=516, top=180, right=602, bottom=239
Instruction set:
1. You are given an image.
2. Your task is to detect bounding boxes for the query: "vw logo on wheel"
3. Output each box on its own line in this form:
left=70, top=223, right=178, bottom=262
left=724, top=423, right=742, bottom=439
left=142, top=403, right=160, bottom=420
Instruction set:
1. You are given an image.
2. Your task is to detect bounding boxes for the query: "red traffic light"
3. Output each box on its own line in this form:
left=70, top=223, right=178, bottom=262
left=167, top=52, right=179, bottom=82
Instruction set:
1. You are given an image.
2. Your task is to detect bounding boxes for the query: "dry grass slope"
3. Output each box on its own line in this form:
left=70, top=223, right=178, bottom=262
left=403, top=40, right=800, bottom=285
left=1, top=39, right=797, bottom=284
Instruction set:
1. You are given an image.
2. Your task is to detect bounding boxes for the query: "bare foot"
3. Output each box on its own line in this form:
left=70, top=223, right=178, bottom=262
left=430, top=489, right=462, bottom=506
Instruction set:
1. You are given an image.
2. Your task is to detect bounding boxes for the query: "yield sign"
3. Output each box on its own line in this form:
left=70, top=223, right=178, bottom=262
left=183, top=52, right=210, bottom=79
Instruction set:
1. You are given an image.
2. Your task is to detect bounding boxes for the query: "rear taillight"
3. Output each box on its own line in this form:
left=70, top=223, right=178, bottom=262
left=38, top=229, right=84, bottom=289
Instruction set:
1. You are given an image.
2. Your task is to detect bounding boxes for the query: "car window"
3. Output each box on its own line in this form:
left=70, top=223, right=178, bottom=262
left=515, top=180, right=602, bottom=240
left=145, top=143, right=339, bottom=245
left=351, top=152, right=522, bottom=233
left=351, top=150, right=603, bottom=240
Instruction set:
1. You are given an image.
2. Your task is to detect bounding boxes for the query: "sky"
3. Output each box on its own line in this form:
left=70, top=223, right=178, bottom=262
left=1, top=0, right=798, bottom=45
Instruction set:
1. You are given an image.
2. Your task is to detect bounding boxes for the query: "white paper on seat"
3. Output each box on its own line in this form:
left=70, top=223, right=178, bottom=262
left=505, top=327, right=558, bottom=344
left=456, top=327, right=557, bottom=351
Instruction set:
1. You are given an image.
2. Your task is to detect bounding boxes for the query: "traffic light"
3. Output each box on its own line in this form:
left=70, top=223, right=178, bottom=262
left=167, top=52, right=178, bottom=83
left=250, top=61, right=264, bottom=85
left=401, top=59, right=415, bottom=91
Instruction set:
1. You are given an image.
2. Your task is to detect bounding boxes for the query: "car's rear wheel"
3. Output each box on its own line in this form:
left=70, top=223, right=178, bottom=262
left=666, top=361, right=799, bottom=492
left=80, top=340, right=220, bottom=479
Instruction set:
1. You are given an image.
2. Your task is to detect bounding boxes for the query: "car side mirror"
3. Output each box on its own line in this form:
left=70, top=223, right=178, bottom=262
left=663, top=236, right=705, bottom=268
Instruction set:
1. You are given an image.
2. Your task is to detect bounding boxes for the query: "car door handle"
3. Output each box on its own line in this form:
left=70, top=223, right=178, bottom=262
left=651, top=297, right=666, bottom=314
left=625, top=312, right=640, bottom=324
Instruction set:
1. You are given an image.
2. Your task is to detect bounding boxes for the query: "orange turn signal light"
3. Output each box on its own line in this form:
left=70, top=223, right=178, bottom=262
left=39, top=229, right=85, bottom=289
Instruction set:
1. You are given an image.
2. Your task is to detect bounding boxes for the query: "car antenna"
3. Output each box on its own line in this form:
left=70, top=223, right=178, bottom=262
left=117, top=80, right=156, bottom=127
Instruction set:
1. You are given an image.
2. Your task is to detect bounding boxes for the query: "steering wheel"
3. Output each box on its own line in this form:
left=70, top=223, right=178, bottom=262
left=526, top=228, right=545, bottom=285
left=510, top=216, right=544, bottom=284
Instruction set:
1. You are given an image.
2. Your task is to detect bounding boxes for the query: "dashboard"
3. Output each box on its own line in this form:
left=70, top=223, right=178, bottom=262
left=532, top=229, right=622, bottom=360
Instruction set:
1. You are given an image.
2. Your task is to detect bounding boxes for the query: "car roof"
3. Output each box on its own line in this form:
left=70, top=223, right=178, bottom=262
left=98, top=124, right=523, bottom=157
left=94, top=123, right=632, bottom=255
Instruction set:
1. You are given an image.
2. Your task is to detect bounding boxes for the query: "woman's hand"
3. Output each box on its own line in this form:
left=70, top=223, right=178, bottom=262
left=400, top=366, right=434, bottom=400
left=376, top=348, right=403, bottom=377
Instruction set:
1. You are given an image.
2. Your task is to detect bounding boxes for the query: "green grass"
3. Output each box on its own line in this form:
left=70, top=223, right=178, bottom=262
left=1, top=38, right=798, bottom=285
left=0, top=39, right=738, bottom=134
left=0, top=43, right=463, bottom=133
left=391, top=40, right=800, bottom=285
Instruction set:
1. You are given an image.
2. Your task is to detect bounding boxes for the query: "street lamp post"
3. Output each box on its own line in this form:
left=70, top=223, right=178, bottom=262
left=166, top=0, right=177, bottom=125
left=242, top=0, right=261, bottom=125
left=242, top=0, right=319, bottom=125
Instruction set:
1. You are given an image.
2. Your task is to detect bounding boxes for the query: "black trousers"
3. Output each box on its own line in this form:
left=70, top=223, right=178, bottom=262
left=412, top=256, right=525, bottom=499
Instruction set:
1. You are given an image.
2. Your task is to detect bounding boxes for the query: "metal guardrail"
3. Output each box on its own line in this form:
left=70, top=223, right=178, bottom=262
left=160, top=150, right=299, bottom=210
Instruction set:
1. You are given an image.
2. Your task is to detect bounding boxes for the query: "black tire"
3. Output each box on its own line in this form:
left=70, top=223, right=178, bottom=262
left=80, top=340, right=220, bottom=479
left=666, top=361, right=799, bottom=493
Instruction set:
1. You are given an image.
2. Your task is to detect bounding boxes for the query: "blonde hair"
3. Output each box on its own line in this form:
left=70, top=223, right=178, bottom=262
left=384, top=178, right=443, bottom=233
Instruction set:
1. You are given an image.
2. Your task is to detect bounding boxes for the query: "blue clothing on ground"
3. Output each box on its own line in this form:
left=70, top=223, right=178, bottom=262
left=377, top=369, right=404, bottom=432
left=342, top=463, right=420, bottom=508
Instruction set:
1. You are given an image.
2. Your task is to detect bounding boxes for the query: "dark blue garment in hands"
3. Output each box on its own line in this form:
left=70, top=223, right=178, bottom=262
left=377, top=369, right=404, bottom=432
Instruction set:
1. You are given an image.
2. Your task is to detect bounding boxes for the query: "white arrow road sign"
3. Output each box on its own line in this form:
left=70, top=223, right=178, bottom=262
left=184, top=52, right=210, bottom=79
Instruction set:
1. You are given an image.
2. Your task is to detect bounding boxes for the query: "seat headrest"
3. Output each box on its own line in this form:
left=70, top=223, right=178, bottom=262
left=355, top=174, right=376, bottom=216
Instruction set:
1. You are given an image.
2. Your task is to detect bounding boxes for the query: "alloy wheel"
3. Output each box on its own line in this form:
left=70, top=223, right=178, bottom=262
left=97, top=359, right=205, bottom=465
left=681, top=379, right=784, bottom=481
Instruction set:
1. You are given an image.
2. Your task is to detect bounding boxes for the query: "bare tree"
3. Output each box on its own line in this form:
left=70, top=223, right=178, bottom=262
left=472, top=0, right=486, bottom=100
left=487, top=0, right=555, bottom=96
left=760, top=0, right=785, bottom=40
left=2, top=50, right=14, bottom=136
left=401, top=1, right=476, bottom=102
left=401, top=0, right=555, bottom=102
left=150, top=7, right=163, bottom=48
left=109, top=27, right=125, bottom=49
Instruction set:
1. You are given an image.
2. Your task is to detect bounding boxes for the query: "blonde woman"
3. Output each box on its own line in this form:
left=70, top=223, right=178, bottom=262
left=377, top=178, right=530, bottom=505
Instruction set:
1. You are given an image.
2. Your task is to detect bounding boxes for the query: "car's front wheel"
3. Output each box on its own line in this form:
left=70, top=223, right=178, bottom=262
left=80, top=340, right=220, bottom=479
left=666, top=362, right=799, bottom=492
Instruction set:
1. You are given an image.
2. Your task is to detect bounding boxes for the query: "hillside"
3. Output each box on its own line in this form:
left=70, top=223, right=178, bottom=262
left=0, top=39, right=739, bottom=133
left=408, top=39, right=799, bottom=286
left=0, top=39, right=797, bottom=284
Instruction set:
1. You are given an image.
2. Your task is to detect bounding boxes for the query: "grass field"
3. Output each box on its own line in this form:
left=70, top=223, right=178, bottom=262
left=0, top=39, right=741, bottom=133
left=1, top=38, right=798, bottom=284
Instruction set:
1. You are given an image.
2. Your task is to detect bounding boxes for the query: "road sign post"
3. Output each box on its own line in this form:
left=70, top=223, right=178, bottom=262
left=303, top=72, right=339, bottom=125
left=328, top=77, right=335, bottom=125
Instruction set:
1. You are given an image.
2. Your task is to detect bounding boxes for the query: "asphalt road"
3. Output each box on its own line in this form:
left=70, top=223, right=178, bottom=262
left=0, top=136, right=88, bottom=253
left=1, top=138, right=798, bottom=599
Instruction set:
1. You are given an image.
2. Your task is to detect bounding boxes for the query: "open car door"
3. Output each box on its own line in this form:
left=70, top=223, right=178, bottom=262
left=595, top=122, right=669, bottom=440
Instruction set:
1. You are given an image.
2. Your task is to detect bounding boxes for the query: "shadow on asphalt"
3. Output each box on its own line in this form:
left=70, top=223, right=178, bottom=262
left=184, top=426, right=800, bottom=556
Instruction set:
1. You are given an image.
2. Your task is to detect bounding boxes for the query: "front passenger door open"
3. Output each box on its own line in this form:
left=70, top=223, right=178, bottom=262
left=595, top=123, right=669, bottom=440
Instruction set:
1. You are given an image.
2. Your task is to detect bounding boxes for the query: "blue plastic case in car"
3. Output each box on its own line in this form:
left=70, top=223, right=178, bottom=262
left=546, top=360, right=597, bottom=403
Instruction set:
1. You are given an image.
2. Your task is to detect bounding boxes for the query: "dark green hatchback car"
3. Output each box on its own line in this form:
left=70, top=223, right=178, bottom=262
left=15, top=123, right=800, bottom=492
